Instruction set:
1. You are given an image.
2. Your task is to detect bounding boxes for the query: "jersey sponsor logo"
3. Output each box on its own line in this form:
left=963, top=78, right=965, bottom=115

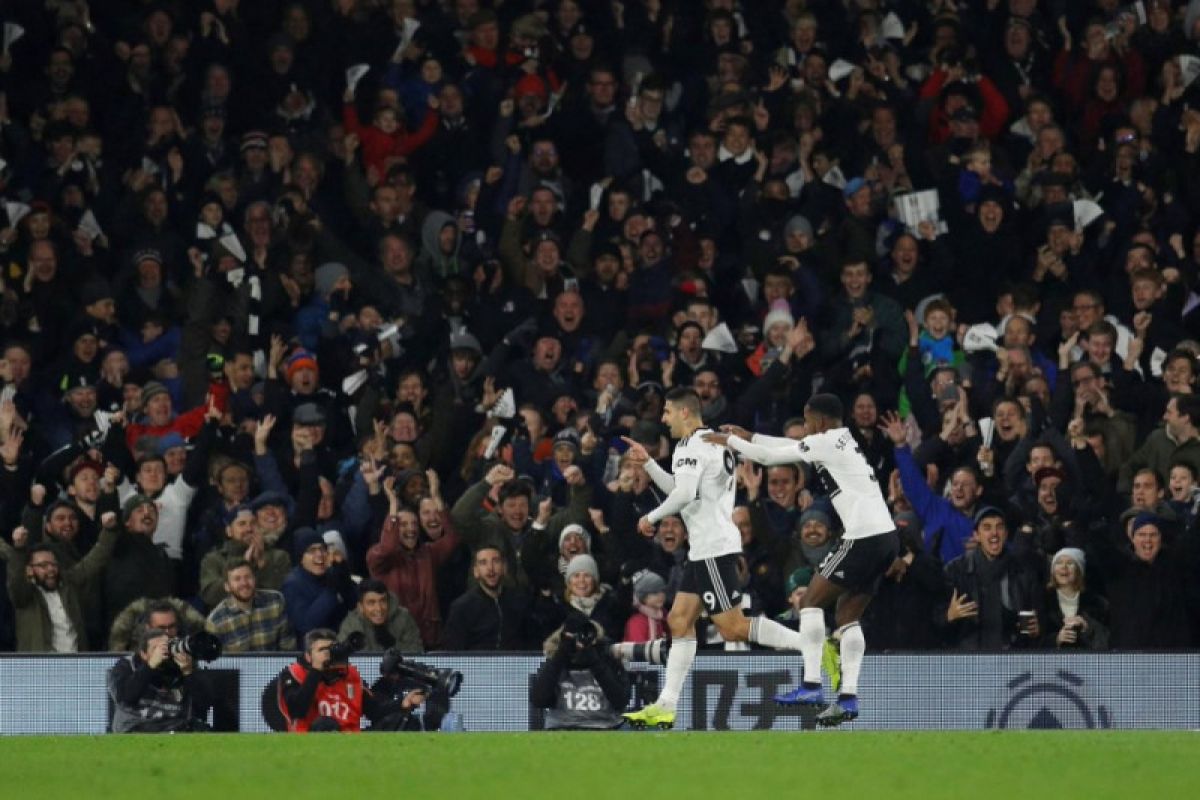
left=722, top=450, right=736, bottom=475
left=798, top=442, right=811, bottom=452
left=675, top=457, right=698, bottom=468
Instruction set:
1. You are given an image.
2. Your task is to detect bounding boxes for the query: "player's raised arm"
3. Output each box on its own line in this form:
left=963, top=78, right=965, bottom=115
left=703, top=431, right=804, bottom=466
left=621, top=436, right=675, bottom=493
left=720, top=423, right=804, bottom=449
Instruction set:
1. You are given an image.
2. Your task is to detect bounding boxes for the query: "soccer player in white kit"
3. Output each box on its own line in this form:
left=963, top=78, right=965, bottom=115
left=620, top=388, right=808, bottom=730
left=704, top=393, right=898, bottom=726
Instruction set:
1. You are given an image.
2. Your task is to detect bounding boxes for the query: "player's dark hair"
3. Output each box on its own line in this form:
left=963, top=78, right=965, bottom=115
left=665, top=386, right=702, bottom=415
left=806, top=393, right=843, bottom=423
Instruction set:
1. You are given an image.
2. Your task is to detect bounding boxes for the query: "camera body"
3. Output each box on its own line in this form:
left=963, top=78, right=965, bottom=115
left=327, top=631, right=365, bottom=665
left=572, top=622, right=598, bottom=648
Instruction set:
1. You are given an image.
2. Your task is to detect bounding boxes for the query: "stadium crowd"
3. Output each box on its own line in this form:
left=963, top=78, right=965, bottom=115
left=1, top=0, right=1200, bottom=663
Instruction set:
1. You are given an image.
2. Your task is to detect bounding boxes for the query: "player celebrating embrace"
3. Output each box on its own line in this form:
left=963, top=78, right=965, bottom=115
left=703, top=394, right=898, bottom=726
left=620, top=388, right=807, bottom=730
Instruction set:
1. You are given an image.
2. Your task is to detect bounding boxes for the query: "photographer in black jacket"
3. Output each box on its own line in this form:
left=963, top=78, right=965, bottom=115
left=107, top=624, right=210, bottom=733
left=369, top=647, right=458, bottom=731
left=530, top=613, right=629, bottom=730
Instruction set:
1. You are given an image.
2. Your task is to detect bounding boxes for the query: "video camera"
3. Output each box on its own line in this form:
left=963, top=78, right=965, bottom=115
left=380, top=649, right=463, bottom=698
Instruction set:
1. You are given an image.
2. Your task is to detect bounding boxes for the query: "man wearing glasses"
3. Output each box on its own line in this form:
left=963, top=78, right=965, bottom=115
left=0, top=512, right=119, bottom=652
left=1065, top=290, right=1133, bottom=365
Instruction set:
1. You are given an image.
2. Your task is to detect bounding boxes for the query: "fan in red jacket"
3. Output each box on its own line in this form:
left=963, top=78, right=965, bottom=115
left=342, top=87, right=439, bottom=179
left=919, top=68, right=1010, bottom=144
left=367, top=476, right=462, bottom=648
left=125, top=380, right=229, bottom=453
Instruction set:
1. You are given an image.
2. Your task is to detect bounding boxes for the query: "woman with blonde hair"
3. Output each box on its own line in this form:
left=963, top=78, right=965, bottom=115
left=1042, top=548, right=1109, bottom=650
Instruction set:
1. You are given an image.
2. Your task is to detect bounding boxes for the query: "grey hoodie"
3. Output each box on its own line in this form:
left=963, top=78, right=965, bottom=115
left=418, top=210, right=461, bottom=279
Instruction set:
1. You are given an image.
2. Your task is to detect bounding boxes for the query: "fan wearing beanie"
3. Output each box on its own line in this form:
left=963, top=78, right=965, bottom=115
left=553, top=554, right=620, bottom=637
left=295, top=262, right=351, bottom=352
left=556, top=524, right=591, bottom=577
left=745, top=299, right=798, bottom=376
left=125, top=378, right=228, bottom=454
left=1044, top=547, right=1109, bottom=650
left=283, top=350, right=320, bottom=394
left=623, top=570, right=668, bottom=643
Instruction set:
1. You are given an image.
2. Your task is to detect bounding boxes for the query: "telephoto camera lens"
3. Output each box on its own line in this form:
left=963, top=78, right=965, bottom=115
left=167, top=632, right=223, bottom=663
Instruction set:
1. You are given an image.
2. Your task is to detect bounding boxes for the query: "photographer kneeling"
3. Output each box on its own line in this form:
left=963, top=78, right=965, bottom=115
left=107, top=625, right=215, bottom=733
left=280, top=628, right=372, bottom=732
left=530, top=613, right=630, bottom=730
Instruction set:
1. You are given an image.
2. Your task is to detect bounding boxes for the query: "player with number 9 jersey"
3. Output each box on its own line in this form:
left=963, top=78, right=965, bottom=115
left=621, top=388, right=813, bottom=731
left=661, top=431, right=742, bottom=560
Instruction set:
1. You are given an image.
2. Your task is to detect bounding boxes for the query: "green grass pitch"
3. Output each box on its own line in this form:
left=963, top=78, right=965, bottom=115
left=2, top=731, right=1196, bottom=799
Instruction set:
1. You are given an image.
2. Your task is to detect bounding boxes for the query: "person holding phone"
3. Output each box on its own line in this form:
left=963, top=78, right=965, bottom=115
left=938, top=506, right=1044, bottom=650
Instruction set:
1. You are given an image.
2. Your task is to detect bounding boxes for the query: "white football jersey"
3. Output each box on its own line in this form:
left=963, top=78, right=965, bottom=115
left=671, top=429, right=743, bottom=560
left=790, top=428, right=894, bottom=539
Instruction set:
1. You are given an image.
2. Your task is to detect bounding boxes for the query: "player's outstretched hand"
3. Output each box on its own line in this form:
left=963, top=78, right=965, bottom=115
left=620, top=436, right=649, bottom=465
left=701, top=432, right=730, bottom=447
left=719, top=424, right=751, bottom=440
left=636, top=516, right=655, bottom=536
